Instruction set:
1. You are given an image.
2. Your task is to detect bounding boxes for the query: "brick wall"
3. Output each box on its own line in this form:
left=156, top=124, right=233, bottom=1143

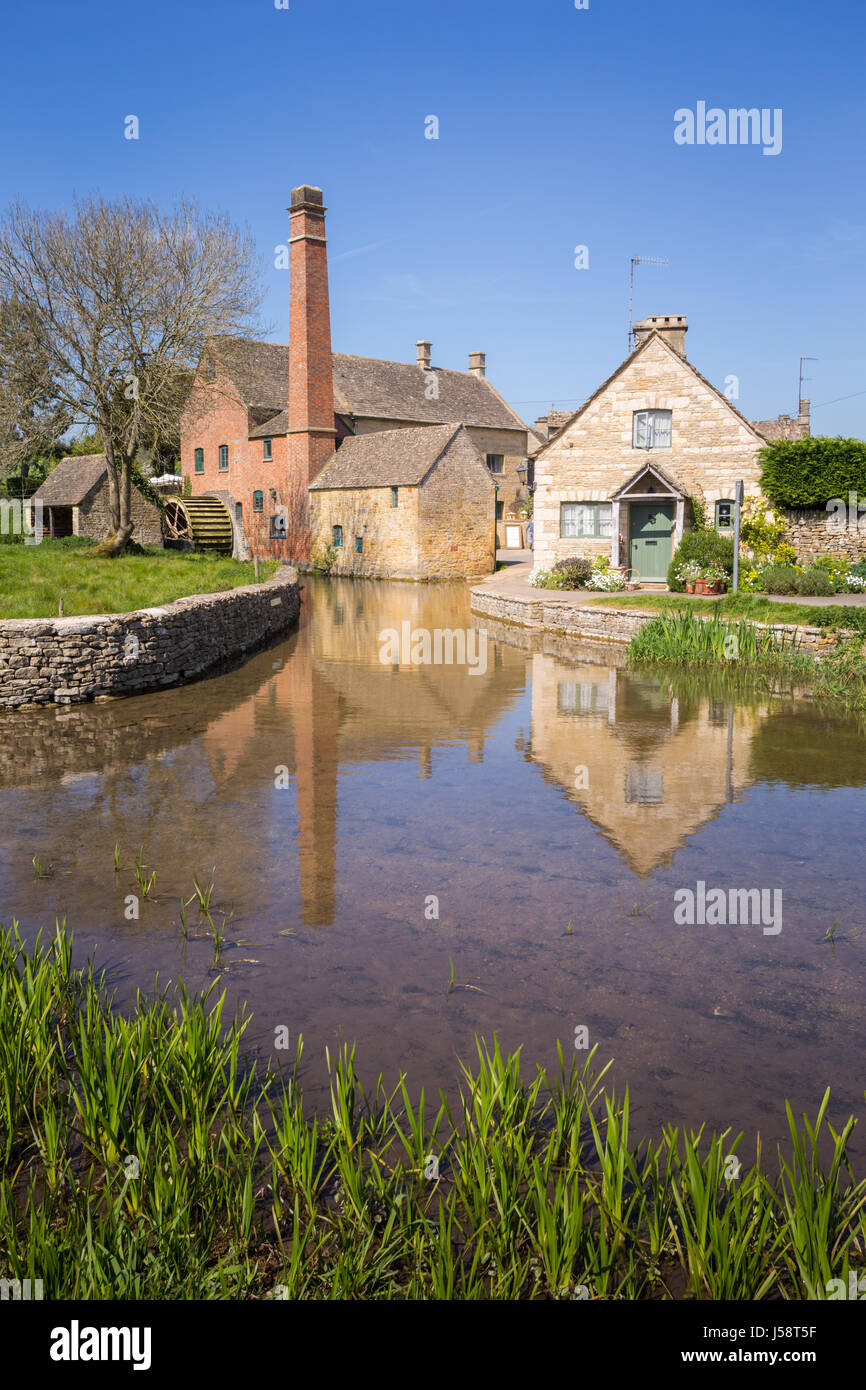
left=180, top=366, right=301, bottom=561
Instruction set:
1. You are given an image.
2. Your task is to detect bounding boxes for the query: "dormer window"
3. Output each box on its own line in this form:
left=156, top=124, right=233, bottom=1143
left=633, top=410, right=672, bottom=449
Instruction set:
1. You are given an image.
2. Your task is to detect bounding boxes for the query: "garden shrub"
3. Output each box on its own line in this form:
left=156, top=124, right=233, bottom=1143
left=551, top=556, right=592, bottom=587
left=794, top=566, right=837, bottom=597
left=667, top=529, right=735, bottom=591
left=758, top=564, right=800, bottom=595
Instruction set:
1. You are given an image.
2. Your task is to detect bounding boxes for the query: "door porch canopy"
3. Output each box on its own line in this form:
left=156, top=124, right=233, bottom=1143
left=609, top=461, right=687, bottom=571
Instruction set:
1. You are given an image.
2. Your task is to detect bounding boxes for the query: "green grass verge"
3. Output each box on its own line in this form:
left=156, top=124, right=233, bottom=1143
left=0, top=542, right=278, bottom=619
left=2, top=919, right=864, bottom=1300
left=589, top=591, right=866, bottom=635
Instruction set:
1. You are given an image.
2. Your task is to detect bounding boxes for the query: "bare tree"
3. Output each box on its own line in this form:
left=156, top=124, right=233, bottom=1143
left=0, top=195, right=265, bottom=551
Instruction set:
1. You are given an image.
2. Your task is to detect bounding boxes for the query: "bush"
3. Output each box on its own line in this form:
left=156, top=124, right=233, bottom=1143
left=794, top=566, right=837, bottom=597
left=758, top=437, right=866, bottom=509
left=668, top=529, right=735, bottom=591
left=755, top=564, right=799, bottom=595
left=551, top=556, right=592, bottom=588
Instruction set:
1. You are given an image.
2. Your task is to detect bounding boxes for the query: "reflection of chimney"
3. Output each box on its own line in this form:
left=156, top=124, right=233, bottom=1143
left=417, top=743, right=432, bottom=779
left=468, top=350, right=486, bottom=378
left=416, top=340, right=432, bottom=371
left=288, top=185, right=336, bottom=488
left=633, top=314, right=688, bottom=358
left=289, top=593, right=339, bottom=927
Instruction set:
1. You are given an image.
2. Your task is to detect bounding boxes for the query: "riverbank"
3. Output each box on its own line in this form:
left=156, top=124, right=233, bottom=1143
left=0, top=541, right=279, bottom=620
left=2, top=918, right=863, bottom=1301
left=0, top=562, right=300, bottom=707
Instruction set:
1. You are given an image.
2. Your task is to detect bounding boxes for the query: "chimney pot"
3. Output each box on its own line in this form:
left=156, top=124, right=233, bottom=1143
left=290, top=185, right=325, bottom=211
left=468, top=350, right=486, bottom=378
left=417, top=340, right=432, bottom=371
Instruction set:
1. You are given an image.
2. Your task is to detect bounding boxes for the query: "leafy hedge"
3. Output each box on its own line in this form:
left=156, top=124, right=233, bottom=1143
left=667, top=529, right=735, bottom=591
left=758, top=437, right=866, bottom=509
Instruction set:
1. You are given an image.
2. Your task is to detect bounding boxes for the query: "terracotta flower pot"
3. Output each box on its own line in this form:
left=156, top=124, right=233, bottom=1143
left=695, top=579, right=707, bottom=595
left=686, top=582, right=695, bottom=594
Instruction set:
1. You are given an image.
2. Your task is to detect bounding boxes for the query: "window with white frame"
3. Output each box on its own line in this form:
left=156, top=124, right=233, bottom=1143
left=633, top=410, right=672, bottom=449
left=560, top=502, right=613, bottom=539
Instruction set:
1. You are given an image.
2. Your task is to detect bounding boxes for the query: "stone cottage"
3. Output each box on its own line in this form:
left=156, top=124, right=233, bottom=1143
left=532, top=317, right=788, bottom=584
left=180, top=186, right=531, bottom=563
left=308, top=423, right=495, bottom=579
left=31, top=454, right=163, bottom=546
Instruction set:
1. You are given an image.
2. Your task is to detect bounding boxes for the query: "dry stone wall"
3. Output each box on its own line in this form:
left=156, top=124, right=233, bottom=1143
left=0, top=566, right=300, bottom=708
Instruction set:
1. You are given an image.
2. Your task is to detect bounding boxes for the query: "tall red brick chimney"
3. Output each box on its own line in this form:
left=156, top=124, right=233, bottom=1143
left=287, top=186, right=336, bottom=488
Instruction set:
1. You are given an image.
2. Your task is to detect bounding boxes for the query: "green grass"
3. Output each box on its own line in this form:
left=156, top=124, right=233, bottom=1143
left=589, top=590, right=866, bottom=635
left=0, top=542, right=278, bottom=619
left=2, top=918, right=865, bottom=1300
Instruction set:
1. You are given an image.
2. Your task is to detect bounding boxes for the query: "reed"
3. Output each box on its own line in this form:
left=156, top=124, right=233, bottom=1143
left=1, top=919, right=864, bottom=1301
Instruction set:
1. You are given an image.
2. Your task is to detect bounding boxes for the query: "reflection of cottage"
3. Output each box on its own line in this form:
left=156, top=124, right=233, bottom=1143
left=309, top=424, right=495, bottom=579
left=532, top=317, right=796, bottom=585
left=528, top=653, right=760, bottom=875
left=181, top=187, right=531, bottom=565
left=31, top=454, right=163, bottom=545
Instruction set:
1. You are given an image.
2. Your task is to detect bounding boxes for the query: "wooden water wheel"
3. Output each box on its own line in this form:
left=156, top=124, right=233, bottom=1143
left=163, top=496, right=233, bottom=554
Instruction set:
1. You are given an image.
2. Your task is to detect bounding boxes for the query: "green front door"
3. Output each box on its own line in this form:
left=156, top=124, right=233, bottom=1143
left=629, top=503, right=674, bottom=582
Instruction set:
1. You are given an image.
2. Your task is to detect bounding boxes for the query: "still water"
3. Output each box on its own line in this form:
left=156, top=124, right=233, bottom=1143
left=1, top=577, right=864, bottom=1152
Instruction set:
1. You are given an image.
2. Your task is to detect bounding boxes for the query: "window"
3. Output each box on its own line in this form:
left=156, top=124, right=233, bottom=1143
left=332, top=525, right=343, bottom=548
left=263, top=438, right=273, bottom=460
left=218, top=444, right=229, bottom=470
left=253, top=490, right=263, bottom=511
left=391, top=487, right=398, bottom=508
left=235, top=502, right=243, bottom=522
left=355, top=536, right=364, bottom=554
left=557, top=681, right=610, bottom=716
left=626, top=764, right=663, bottom=804
left=194, top=448, right=204, bottom=473
left=486, top=454, right=504, bottom=474
left=633, top=410, right=672, bottom=449
left=715, top=499, right=735, bottom=530
left=495, top=500, right=504, bottom=520
left=560, top=502, right=613, bottom=538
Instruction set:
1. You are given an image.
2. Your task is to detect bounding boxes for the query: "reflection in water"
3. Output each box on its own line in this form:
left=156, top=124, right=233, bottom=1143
left=1, top=577, right=865, bottom=1149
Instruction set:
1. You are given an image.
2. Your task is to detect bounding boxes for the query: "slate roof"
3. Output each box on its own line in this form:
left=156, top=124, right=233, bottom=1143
left=309, top=423, right=469, bottom=490
left=208, top=338, right=527, bottom=435
left=32, top=454, right=109, bottom=505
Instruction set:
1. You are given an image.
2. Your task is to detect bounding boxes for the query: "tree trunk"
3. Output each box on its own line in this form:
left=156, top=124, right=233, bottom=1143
left=93, top=522, right=134, bottom=557
left=102, top=430, right=121, bottom=533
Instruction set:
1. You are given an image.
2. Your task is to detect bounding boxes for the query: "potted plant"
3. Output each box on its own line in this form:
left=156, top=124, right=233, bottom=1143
left=677, top=562, right=701, bottom=594
left=705, top=560, right=727, bottom=595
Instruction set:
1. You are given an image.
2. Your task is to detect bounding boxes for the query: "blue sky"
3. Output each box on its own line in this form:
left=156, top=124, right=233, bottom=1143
left=2, top=0, right=864, bottom=433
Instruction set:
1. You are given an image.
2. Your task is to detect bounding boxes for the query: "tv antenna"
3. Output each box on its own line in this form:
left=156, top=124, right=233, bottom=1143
left=799, top=355, right=817, bottom=410
left=628, top=256, right=669, bottom=351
